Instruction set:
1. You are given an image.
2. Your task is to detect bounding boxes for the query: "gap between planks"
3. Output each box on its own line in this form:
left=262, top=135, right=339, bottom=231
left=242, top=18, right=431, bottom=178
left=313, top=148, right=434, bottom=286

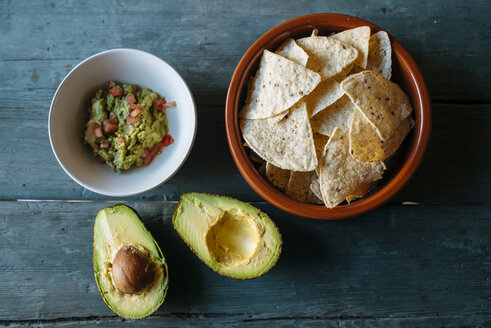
left=4, top=199, right=491, bottom=206
left=6, top=198, right=491, bottom=207
left=0, top=313, right=480, bottom=325
left=0, top=199, right=417, bottom=205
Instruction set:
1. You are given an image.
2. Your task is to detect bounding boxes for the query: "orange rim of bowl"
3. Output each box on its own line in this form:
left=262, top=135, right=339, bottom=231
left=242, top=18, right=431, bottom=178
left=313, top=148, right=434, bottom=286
left=225, top=13, right=431, bottom=219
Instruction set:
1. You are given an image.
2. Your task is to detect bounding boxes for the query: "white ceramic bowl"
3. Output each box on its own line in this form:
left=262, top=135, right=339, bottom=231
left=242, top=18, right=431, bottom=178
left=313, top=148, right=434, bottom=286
left=49, top=49, right=197, bottom=196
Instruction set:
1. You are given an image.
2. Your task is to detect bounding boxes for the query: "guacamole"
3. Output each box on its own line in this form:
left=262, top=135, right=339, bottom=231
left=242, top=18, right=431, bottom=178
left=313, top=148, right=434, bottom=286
left=84, top=81, right=175, bottom=172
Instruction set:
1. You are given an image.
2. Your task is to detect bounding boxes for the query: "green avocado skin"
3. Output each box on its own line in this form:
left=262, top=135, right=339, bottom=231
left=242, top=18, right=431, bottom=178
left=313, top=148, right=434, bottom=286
left=93, top=204, right=168, bottom=319
left=173, top=193, right=282, bottom=279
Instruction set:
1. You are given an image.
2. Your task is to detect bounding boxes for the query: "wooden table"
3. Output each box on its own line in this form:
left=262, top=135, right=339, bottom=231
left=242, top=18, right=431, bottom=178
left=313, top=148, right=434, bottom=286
left=1, top=1, right=490, bottom=326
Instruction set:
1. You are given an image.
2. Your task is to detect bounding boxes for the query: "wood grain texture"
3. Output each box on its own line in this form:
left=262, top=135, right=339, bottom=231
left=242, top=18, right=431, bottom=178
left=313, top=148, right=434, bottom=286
left=1, top=0, right=490, bottom=326
left=0, top=102, right=489, bottom=204
left=0, top=1, right=490, bottom=203
left=0, top=201, right=489, bottom=326
left=2, top=315, right=490, bottom=328
left=0, top=0, right=490, bottom=102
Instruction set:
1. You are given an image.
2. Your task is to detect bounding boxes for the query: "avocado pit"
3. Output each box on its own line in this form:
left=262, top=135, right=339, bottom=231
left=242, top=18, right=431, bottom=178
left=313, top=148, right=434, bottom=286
left=112, top=246, right=154, bottom=294
left=205, top=212, right=261, bottom=266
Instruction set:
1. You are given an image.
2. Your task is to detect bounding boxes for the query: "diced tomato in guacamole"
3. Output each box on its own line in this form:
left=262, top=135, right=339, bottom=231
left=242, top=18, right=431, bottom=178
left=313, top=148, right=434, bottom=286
left=83, top=81, right=176, bottom=171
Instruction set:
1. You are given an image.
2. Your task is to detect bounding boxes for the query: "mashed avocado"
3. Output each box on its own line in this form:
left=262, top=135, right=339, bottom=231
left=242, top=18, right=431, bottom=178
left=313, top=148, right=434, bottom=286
left=84, top=81, right=175, bottom=172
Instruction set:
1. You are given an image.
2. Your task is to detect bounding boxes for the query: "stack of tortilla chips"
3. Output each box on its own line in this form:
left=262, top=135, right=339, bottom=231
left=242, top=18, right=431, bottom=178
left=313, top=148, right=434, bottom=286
left=240, top=27, right=414, bottom=208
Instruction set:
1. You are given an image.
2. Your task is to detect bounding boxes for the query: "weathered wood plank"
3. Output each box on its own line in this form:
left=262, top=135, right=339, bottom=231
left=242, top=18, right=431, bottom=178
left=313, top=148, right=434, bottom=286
left=0, top=1, right=490, bottom=102
left=1, top=314, right=490, bottom=327
left=0, top=0, right=490, bottom=327
left=0, top=103, right=489, bottom=204
left=0, top=201, right=489, bottom=325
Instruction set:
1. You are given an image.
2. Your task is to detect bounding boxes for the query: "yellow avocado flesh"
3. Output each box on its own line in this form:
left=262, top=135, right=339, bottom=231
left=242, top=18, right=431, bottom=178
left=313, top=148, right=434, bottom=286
left=93, top=205, right=168, bottom=319
left=206, top=212, right=261, bottom=266
left=173, top=193, right=282, bottom=279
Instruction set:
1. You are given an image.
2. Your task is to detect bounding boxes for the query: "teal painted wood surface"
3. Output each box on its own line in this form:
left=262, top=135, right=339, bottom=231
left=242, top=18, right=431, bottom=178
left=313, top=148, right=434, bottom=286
left=0, top=0, right=490, bottom=326
left=0, top=201, right=489, bottom=326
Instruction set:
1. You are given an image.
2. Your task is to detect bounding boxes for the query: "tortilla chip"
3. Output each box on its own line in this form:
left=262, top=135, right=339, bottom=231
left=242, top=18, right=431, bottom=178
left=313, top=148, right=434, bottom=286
left=296, top=36, right=359, bottom=80
left=341, top=71, right=413, bottom=140
left=366, top=31, right=392, bottom=79
left=347, top=65, right=366, bottom=75
left=241, top=101, right=318, bottom=171
left=248, top=148, right=265, bottom=164
left=269, top=109, right=290, bottom=123
left=346, top=181, right=377, bottom=203
left=286, top=171, right=323, bottom=204
left=311, top=95, right=356, bottom=137
left=330, top=26, right=371, bottom=68
left=332, top=63, right=355, bottom=83
left=239, top=50, right=321, bottom=119
left=305, top=78, right=344, bottom=117
left=275, top=38, right=309, bottom=66
left=310, top=178, right=323, bottom=203
left=242, top=76, right=257, bottom=111
left=266, top=162, right=291, bottom=192
left=312, top=132, right=329, bottom=160
left=318, top=128, right=385, bottom=208
left=349, top=109, right=414, bottom=162
left=258, top=162, right=267, bottom=176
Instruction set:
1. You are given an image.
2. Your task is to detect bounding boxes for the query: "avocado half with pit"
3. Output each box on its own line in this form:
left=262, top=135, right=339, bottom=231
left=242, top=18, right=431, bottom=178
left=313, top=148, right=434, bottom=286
left=93, top=205, right=168, bottom=319
left=173, top=193, right=282, bottom=279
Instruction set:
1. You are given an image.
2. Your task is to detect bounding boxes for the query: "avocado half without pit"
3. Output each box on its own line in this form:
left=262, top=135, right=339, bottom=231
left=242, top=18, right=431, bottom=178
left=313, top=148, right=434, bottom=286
left=173, top=193, right=282, bottom=279
left=93, top=205, right=168, bottom=319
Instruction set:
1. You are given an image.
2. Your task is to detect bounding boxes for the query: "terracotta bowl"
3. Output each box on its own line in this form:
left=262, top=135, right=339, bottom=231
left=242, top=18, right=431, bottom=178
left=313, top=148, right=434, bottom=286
left=225, top=14, right=431, bottom=219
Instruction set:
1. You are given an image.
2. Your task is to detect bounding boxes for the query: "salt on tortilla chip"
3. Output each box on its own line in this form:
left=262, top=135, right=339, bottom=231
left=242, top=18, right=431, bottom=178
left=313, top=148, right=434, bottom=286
left=296, top=36, right=359, bottom=80
left=349, top=109, right=414, bottom=162
left=311, top=95, right=356, bottom=137
left=305, top=78, right=344, bottom=117
left=341, top=71, right=413, bottom=141
left=330, top=26, right=371, bottom=68
left=346, top=181, right=377, bottom=203
left=266, top=162, right=291, bottom=192
left=318, top=128, right=385, bottom=208
left=239, top=50, right=321, bottom=119
left=275, top=38, right=309, bottom=66
left=286, top=171, right=323, bottom=204
left=310, top=178, right=323, bottom=203
left=241, top=101, right=317, bottom=171
left=366, top=31, right=392, bottom=79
